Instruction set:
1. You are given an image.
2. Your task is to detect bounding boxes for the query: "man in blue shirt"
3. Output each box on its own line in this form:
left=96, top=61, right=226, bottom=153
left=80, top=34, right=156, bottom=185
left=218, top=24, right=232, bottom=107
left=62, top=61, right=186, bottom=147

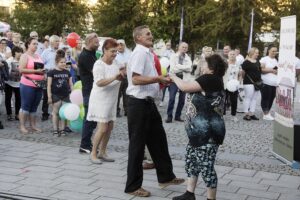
left=40, top=35, right=60, bottom=121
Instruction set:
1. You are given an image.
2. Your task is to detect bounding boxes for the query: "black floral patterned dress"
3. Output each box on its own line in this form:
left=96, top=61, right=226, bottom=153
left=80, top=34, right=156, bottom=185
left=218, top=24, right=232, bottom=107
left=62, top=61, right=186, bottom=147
left=184, top=74, right=226, bottom=188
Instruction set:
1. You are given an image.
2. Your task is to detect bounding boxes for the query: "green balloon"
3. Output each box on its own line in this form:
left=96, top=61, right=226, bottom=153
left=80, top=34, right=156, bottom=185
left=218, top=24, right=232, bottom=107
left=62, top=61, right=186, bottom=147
left=96, top=51, right=102, bottom=59
left=59, top=103, right=70, bottom=120
left=70, top=117, right=83, bottom=133
left=79, top=105, right=85, bottom=119
left=73, top=81, right=82, bottom=90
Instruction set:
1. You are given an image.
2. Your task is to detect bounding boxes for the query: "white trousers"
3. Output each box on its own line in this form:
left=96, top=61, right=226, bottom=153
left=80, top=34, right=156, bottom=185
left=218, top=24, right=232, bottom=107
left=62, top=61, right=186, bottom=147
left=243, top=84, right=260, bottom=113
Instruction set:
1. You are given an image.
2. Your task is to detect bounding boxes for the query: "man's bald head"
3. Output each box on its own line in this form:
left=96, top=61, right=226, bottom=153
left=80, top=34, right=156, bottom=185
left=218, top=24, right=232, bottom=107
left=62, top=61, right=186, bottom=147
left=178, top=42, right=188, bottom=54
left=85, top=33, right=99, bottom=51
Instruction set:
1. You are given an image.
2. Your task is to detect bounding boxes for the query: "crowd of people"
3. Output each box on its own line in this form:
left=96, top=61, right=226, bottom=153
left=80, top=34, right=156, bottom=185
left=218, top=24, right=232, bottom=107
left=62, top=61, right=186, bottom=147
left=0, top=26, right=300, bottom=200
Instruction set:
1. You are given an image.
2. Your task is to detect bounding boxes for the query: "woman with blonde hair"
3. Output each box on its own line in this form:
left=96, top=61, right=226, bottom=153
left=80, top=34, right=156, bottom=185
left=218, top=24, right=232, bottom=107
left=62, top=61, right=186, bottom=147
left=241, top=47, right=262, bottom=121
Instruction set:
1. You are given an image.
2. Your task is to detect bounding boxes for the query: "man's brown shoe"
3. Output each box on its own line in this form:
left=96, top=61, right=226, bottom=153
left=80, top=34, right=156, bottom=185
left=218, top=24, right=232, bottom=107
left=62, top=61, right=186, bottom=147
left=159, top=178, right=185, bottom=188
left=143, top=162, right=155, bottom=170
left=128, top=187, right=151, bottom=197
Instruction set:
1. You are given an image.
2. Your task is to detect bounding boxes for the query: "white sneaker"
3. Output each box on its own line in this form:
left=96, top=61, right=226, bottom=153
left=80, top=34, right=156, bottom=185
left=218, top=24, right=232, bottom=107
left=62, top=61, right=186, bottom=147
left=159, top=101, right=164, bottom=107
left=263, top=114, right=274, bottom=120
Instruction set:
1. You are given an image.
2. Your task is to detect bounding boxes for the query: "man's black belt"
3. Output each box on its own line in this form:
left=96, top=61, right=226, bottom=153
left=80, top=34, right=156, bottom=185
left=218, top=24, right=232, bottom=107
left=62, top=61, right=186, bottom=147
left=128, top=95, right=154, bottom=103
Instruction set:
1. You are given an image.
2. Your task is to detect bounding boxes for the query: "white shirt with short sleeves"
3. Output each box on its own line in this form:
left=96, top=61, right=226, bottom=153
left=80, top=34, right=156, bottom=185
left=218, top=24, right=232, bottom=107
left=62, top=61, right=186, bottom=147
left=126, top=44, right=159, bottom=99
left=260, top=56, right=278, bottom=86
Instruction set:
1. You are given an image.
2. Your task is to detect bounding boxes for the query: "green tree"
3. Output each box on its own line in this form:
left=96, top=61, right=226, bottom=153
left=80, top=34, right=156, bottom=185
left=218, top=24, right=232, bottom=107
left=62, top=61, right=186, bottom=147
left=92, top=0, right=148, bottom=47
left=9, top=0, right=89, bottom=38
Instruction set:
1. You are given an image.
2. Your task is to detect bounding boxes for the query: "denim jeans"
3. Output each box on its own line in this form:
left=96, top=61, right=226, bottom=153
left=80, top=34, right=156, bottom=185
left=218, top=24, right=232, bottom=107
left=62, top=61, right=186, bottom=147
left=20, top=83, right=43, bottom=114
left=167, top=83, right=186, bottom=119
left=80, top=95, right=97, bottom=149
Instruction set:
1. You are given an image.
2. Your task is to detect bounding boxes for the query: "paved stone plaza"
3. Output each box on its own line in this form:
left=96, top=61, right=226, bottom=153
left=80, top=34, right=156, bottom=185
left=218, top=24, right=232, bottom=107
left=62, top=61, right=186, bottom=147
left=0, top=85, right=299, bottom=199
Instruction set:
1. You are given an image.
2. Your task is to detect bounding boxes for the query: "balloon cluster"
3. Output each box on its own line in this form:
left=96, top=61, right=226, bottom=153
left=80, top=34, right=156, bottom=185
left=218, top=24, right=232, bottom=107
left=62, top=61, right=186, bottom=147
left=59, top=81, right=84, bottom=133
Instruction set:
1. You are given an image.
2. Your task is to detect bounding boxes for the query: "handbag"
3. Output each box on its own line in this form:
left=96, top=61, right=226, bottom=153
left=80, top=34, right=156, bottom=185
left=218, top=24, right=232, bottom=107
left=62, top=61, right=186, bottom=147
left=246, top=74, right=263, bottom=91
left=24, top=76, right=46, bottom=89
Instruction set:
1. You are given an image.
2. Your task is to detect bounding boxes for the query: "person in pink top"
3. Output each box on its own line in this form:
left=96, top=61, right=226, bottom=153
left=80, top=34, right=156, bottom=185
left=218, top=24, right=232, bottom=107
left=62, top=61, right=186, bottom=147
left=18, top=37, right=46, bottom=134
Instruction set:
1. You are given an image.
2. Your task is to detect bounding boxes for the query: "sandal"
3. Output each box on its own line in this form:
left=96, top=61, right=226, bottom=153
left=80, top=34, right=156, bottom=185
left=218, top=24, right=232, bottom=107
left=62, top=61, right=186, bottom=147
left=159, top=178, right=185, bottom=188
left=53, top=130, right=59, bottom=137
left=128, top=187, right=151, bottom=197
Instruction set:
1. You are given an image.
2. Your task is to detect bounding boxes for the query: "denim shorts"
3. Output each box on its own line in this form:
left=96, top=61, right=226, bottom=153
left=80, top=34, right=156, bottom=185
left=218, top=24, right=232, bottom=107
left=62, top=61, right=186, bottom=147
left=20, top=83, right=43, bottom=113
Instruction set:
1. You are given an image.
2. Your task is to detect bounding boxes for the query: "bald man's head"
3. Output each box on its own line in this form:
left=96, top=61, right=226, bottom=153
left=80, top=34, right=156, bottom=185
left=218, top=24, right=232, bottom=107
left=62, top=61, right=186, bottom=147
left=178, top=42, right=188, bottom=54
left=85, top=33, right=99, bottom=51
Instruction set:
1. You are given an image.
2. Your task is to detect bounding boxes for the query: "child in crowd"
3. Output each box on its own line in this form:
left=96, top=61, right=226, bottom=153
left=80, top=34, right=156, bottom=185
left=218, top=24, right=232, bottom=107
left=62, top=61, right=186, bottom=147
left=47, top=50, right=73, bottom=136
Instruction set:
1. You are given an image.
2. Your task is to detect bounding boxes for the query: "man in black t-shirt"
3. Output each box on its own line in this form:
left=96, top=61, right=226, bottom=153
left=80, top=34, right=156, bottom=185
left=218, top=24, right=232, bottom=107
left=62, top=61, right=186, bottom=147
left=78, top=33, right=99, bottom=154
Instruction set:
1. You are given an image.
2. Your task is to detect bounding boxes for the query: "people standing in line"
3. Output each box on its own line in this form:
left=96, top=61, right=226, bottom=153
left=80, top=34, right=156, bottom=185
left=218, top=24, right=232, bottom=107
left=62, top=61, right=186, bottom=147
left=18, top=37, right=46, bottom=134
left=235, top=47, right=245, bottom=66
left=5, top=46, right=23, bottom=121
left=221, top=45, right=231, bottom=61
left=115, top=39, right=131, bottom=118
left=241, top=47, right=261, bottom=121
left=78, top=33, right=99, bottom=154
left=171, top=54, right=227, bottom=200
left=5, top=31, right=13, bottom=49
left=87, top=39, right=125, bottom=164
left=166, top=42, right=192, bottom=123
left=193, top=46, right=213, bottom=78
left=11, top=33, right=23, bottom=49
left=124, top=25, right=184, bottom=197
left=0, top=38, right=11, bottom=60
left=64, top=48, right=78, bottom=84
left=47, top=50, right=73, bottom=137
left=71, top=39, right=83, bottom=81
left=40, top=35, right=60, bottom=121
left=29, top=31, right=45, bottom=55
left=162, top=41, right=175, bottom=59
left=260, top=45, right=278, bottom=120
left=223, top=50, right=242, bottom=122
left=42, top=38, right=49, bottom=51
left=0, top=54, right=9, bottom=129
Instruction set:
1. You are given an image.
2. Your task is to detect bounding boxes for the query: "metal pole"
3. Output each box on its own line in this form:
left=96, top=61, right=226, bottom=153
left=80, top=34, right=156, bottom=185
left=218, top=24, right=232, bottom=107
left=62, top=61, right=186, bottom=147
left=248, top=9, right=254, bottom=52
left=179, top=6, right=184, bottom=43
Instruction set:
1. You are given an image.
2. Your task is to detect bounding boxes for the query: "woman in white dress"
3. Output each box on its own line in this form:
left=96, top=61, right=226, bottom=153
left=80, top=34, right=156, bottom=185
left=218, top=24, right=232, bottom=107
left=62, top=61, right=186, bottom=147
left=87, top=39, right=126, bottom=164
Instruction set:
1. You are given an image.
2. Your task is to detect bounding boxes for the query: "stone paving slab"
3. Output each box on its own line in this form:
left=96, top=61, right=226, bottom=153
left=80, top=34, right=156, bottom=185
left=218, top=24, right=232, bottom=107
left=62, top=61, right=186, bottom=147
left=0, top=138, right=299, bottom=200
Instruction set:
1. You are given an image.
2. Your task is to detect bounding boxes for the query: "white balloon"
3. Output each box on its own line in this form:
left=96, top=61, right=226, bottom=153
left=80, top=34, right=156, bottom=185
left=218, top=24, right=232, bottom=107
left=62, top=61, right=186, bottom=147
left=64, top=104, right=80, bottom=121
left=160, top=57, right=170, bottom=68
left=226, top=79, right=240, bottom=92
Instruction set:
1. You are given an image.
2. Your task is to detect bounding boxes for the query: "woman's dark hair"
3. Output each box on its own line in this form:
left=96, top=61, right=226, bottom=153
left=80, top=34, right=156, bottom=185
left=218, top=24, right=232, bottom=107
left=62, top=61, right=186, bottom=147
left=25, top=37, right=37, bottom=50
left=0, top=38, right=7, bottom=43
left=55, top=49, right=65, bottom=63
left=12, top=46, right=23, bottom=57
left=267, top=44, right=277, bottom=55
left=205, top=54, right=228, bottom=77
left=102, top=38, right=118, bottom=53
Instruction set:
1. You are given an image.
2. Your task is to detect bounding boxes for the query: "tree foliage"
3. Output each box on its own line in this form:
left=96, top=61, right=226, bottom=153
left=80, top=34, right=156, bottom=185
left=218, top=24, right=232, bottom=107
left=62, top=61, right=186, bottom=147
left=92, top=0, right=148, bottom=47
left=3, top=0, right=299, bottom=53
left=8, top=0, right=89, bottom=38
